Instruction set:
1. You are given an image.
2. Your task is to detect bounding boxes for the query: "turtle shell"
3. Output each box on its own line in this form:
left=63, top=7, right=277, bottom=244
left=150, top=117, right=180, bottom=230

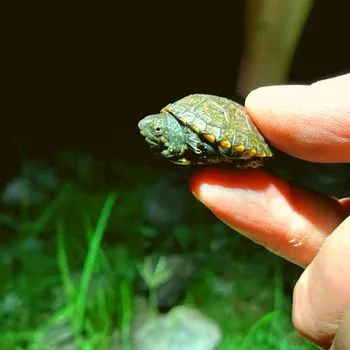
left=161, top=94, right=272, bottom=164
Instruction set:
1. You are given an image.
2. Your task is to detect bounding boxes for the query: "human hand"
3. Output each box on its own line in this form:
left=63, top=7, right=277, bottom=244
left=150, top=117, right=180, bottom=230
left=190, top=73, right=350, bottom=349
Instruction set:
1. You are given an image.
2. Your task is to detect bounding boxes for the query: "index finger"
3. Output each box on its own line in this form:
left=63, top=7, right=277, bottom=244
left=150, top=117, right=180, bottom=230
left=245, top=73, right=350, bottom=163
left=190, top=168, right=348, bottom=267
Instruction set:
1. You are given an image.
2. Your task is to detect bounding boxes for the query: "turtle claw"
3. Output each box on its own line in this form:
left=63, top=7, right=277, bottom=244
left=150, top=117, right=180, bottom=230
left=172, top=158, right=191, bottom=165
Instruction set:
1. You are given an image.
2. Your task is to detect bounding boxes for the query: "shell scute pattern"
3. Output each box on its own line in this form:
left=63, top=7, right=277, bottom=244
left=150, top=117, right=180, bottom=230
left=166, top=94, right=270, bottom=157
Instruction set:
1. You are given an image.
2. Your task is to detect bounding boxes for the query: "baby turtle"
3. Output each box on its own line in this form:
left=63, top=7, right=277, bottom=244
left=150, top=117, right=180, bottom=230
left=138, top=94, right=272, bottom=168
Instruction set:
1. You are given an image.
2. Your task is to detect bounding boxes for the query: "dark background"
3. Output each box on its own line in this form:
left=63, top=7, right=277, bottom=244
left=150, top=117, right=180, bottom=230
left=1, top=1, right=350, bottom=179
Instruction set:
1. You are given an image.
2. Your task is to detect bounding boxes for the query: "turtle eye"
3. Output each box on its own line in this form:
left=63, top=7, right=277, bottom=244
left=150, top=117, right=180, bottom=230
left=152, top=124, right=163, bottom=136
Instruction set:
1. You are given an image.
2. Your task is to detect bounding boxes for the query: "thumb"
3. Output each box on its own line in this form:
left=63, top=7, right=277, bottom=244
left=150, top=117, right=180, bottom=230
left=245, top=73, right=350, bottom=162
left=330, top=306, right=350, bottom=350
left=293, top=216, right=350, bottom=347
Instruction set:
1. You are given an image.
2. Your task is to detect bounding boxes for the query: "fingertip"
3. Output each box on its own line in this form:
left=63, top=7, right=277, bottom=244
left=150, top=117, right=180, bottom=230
left=245, top=85, right=283, bottom=108
left=245, top=85, right=310, bottom=116
left=189, top=168, right=234, bottom=203
left=190, top=168, right=268, bottom=198
left=245, top=82, right=350, bottom=162
left=189, top=170, right=201, bottom=199
left=189, top=169, right=213, bottom=201
left=245, top=74, right=350, bottom=119
left=245, top=86, right=270, bottom=109
left=189, top=168, right=278, bottom=217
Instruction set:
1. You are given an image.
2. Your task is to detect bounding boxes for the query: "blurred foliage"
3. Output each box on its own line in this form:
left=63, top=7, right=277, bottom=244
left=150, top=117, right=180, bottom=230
left=0, top=151, right=321, bottom=349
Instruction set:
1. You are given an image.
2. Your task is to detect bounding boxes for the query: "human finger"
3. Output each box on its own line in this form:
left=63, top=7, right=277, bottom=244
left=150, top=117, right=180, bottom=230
left=330, top=306, right=350, bottom=350
left=190, top=168, right=348, bottom=267
left=293, top=216, right=350, bottom=347
left=245, top=74, right=350, bottom=162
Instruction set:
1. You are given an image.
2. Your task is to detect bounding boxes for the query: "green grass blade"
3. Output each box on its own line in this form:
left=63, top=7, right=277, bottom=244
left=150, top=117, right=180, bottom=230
left=75, top=193, right=117, bottom=334
left=82, top=211, right=113, bottom=275
left=31, top=186, right=68, bottom=236
left=57, top=220, right=76, bottom=301
left=120, top=279, right=132, bottom=349
left=239, top=311, right=281, bottom=350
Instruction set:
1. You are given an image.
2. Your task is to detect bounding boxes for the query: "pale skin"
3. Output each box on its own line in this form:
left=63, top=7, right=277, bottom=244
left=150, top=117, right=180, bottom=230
left=190, top=73, right=350, bottom=349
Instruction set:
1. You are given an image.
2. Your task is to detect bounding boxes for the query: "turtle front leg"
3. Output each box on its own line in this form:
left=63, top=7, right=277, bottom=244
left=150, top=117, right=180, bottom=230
left=161, top=144, right=187, bottom=159
left=183, top=127, right=202, bottom=154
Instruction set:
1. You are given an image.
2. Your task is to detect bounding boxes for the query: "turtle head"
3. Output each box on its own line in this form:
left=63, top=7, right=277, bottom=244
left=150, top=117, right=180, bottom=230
left=138, top=112, right=187, bottom=160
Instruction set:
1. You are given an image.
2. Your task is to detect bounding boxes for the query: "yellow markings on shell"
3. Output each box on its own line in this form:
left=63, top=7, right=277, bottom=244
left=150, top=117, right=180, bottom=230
left=160, top=106, right=170, bottom=113
left=190, top=125, right=200, bottom=133
left=247, top=149, right=257, bottom=157
left=234, top=145, right=245, bottom=153
left=203, top=133, right=216, bottom=143
left=177, top=116, right=187, bottom=124
left=219, top=140, right=231, bottom=149
left=257, top=152, right=267, bottom=157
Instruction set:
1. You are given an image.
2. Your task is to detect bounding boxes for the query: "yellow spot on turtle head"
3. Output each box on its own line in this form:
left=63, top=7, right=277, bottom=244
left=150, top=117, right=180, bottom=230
left=247, top=149, right=257, bottom=157
left=220, top=140, right=231, bottom=149
left=234, top=145, right=245, bottom=153
left=203, top=134, right=216, bottom=143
